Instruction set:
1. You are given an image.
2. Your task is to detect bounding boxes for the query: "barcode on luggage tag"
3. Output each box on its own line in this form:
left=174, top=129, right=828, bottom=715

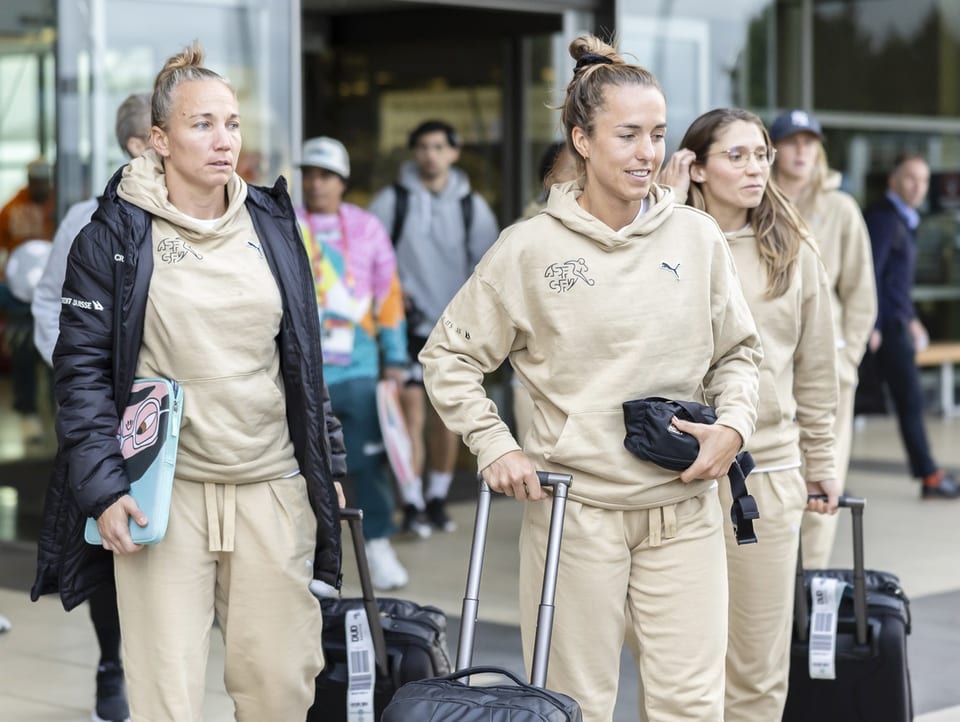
left=348, top=650, right=373, bottom=692
left=809, top=610, right=835, bottom=653
left=808, top=577, right=845, bottom=680
left=345, top=608, right=376, bottom=722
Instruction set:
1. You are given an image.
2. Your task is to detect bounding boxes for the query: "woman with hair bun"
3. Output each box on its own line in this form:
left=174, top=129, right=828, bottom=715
left=32, top=41, right=346, bottom=720
left=661, top=107, right=840, bottom=722
left=419, top=35, right=763, bottom=721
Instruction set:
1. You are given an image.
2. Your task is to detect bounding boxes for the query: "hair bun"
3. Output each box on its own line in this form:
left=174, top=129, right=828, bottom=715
left=575, top=53, right=614, bottom=70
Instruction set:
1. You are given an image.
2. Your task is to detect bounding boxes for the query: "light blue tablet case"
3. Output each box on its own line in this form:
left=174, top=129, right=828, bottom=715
left=84, top=378, right=183, bottom=546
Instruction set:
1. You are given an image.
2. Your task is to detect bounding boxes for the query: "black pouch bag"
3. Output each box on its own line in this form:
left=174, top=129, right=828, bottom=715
left=622, top=397, right=759, bottom=544
left=622, top=397, right=717, bottom=471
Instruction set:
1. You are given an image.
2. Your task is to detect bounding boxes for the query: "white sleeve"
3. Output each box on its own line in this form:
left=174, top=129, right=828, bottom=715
left=32, top=199, right=98, bottom=366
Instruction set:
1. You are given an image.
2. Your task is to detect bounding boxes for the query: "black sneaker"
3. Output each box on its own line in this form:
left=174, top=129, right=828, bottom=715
left=426, top=497, right=457, bottom=533
left=400, top=504, right=432, bottom=539
left=94, top=661, right=130, bottom=722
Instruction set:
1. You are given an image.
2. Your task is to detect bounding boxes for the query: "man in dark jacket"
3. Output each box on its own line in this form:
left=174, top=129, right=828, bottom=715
left=865, top=152, right=958, bottom=498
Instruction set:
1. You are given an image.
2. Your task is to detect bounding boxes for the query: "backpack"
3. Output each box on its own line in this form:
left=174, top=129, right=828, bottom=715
left=390, top=182, right=474, bottom=249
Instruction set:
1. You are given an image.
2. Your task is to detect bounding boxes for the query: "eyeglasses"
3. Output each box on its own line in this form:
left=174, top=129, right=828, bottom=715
left=704, top=146, right=777, bottom=169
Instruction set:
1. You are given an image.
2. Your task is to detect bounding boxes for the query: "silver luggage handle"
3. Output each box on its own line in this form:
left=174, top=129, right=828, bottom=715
left=457, top=471, right=573, bottom=688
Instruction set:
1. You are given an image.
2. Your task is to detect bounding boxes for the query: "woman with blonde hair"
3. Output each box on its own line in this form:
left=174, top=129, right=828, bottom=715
left=32, top=42, right=346, bottom=721
left=420, top=36, right=764, bottom=722
left=661, top=107, right=840, bottom=722
left=769, top=109, right=877, bottom=566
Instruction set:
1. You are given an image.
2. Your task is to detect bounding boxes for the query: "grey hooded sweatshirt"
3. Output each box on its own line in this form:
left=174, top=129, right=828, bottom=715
left=368, top=160, right=499, bottom=337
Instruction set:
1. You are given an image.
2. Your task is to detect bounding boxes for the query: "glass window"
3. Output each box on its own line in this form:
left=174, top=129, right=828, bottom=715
left=306, top=35, right=506, bottom=214
left=813, top=0, right=957, bottom=117
left=0, top=46, right=56, bottom=206
left=616, top=0, right=777, bottom=150
left=57, top=0, right=297, bottom=213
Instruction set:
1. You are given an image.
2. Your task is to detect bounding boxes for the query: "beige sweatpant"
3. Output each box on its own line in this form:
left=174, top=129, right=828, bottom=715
left=719, top=467, right=806, bottom=722
left=519, top=487, right=728, bottom=722
left=801, top=376, right=855, bottom=568
left=114, top=475, right=323, bottom=722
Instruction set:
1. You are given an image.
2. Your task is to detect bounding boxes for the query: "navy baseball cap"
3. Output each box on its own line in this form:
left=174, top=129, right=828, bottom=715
left=769, top=109, right=823, bottom=143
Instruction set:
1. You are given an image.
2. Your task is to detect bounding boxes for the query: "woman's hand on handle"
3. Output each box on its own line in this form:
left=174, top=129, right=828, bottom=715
left=481, top=451, right=548, bottom=502
left=806, top=479, right=840, bottom=514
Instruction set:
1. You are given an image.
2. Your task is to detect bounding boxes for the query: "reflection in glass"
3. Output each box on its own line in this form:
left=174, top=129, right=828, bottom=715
left=0, top=486, right=18, bottom=542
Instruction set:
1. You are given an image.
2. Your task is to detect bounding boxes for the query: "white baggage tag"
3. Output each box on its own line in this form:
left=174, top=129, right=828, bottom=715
left=808, top=576, right=847, bottom=680
left=345, top=607, right=376, bottom=722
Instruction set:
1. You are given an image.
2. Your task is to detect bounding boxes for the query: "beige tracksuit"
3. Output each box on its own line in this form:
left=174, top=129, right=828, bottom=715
left=421, top=180, right=763, bottom=722
left=793, top=171, right=877, bottom=568
left=113, top=153, right=323, bottom=722
left=721, top=226, right=838, bottom=722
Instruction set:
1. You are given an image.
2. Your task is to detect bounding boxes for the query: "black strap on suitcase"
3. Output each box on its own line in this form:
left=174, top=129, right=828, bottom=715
left=308, top=507, right=452, bottom=721
left=381, top=472, right=584, bottom=721
left=782, top=495, right=913, bottom=722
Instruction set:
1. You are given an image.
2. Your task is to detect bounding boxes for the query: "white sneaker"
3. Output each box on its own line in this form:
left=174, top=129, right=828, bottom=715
left=309, top=579, right=339, bottom=599
left=0, top=614, right=10, bottom=633
left=366, top=538, right=409, bottom=591
left=21, top=414, right=44, bottom=444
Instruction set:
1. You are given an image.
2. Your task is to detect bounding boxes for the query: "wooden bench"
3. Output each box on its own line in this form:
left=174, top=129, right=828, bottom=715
left=916, top=342, right=960, bottom=417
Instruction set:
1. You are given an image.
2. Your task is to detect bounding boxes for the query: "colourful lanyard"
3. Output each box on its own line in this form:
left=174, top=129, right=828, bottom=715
left=308, top=208, right=355, bottom=298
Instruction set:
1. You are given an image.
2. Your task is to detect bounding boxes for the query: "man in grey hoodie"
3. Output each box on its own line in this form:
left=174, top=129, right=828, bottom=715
left=369, top=119, right=499, bottom=535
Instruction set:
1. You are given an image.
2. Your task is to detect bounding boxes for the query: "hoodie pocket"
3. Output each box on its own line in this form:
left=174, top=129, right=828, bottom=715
left=757, top=367, right=785, bottom=430
left=545, top=410, right=638, bottom=476
left=180, top=370, right=286, bottom=462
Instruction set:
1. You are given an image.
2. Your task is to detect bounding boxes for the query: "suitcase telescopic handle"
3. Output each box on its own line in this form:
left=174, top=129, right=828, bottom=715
left=457, top=471, right=573, bottom=688
left=795, top=495, right=868, bottom=647
left=337, top=507, right=390, bottom=677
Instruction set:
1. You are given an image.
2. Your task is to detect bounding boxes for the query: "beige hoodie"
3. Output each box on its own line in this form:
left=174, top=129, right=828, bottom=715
left=794, top=170, right=877, bottom=386
left=117, top=150, right=298, bottom=484
left=724, top=226, right=838, bottom=481
left=420, top=180, right=763, bottom=510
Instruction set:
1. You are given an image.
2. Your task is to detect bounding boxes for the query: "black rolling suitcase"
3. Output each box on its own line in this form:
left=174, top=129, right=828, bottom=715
left=782, top=495, right=913, bottom=722
left=381, top=472, right=583, bottom=722
left=308, top=508, right=452, bottom=721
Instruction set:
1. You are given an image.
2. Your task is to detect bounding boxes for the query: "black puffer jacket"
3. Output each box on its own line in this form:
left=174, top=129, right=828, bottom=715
left=31, top=168, right=346, bottom=611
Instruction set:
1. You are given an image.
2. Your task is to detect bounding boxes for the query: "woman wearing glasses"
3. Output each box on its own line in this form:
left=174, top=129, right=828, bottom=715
left=660, top=107, right=840, bottom=722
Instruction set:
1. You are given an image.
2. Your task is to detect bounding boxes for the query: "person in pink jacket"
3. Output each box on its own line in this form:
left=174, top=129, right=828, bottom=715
left=296, top=136, right=410, bottom=591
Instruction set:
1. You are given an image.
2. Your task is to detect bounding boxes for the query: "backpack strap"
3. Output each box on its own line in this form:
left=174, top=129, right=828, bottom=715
left=460, top=192, right=474, bottom=266
left=391, top=183, right=409, bottom=247
left=461, top=193, right=473, bottom=234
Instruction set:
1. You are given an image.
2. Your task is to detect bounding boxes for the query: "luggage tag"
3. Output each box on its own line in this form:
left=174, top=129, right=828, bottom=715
left=808, top=576, right=846, bottom=680
left=345, top=608, right=376, bottom=722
